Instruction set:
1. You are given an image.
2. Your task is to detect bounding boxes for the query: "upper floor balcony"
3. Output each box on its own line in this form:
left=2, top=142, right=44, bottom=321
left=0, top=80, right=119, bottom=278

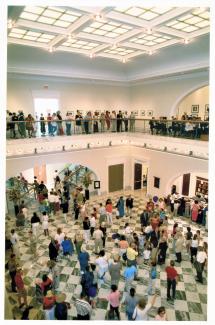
left=6, top=118, right=208, bottom=160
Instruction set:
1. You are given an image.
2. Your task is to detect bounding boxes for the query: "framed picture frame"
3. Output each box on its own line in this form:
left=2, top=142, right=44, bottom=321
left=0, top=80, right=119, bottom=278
left=205, top=104, right=209, bottom=113
left=94, top=180, right=100, bottom=189
left=191, top=105, right=199, bottom=113
left=147, top=110, right=153, bottom=117
left=133, top=110, right=139, bottom=116
left=140, top=110, right=146, bottom=117
left=67, top=111, right=74, bottom=117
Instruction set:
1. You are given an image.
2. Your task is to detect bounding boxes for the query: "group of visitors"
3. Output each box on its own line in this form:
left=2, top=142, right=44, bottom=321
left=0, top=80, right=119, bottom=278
left=5, top=169, right=208, bottom=320
left=6, top=109, right=136, bottom=138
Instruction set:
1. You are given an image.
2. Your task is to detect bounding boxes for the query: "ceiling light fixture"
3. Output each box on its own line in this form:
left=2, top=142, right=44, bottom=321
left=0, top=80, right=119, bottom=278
left=8, top=19, right=15, bottom=29
left=147, top=28, right=152, bottom=34
left=148, top=50, right=153, bottom=55
left=122, top=58, right=127, bottom=63
left=48, top=46, right=55, bottom=53
left=89, top=53, right=95, bottom=59
left=184, top=38, right=189, bottom=44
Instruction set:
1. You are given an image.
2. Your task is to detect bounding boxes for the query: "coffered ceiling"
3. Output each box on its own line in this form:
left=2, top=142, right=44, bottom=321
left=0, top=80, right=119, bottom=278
left=8, top=6, right=210, bottom=63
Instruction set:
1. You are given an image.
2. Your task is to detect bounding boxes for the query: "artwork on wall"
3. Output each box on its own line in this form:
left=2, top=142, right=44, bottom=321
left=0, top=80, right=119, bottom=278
left=191, top=105, right=199, bottom=113
left=147, top=110, right=153, bottom=117
left=133, top=110, right=139, bottom=116
left=67, top=111, right=74, bottom=117
left=205, top=104, right=209, bottom=113
left=94, top=180, right=100, bottom=189
left=79, top=110, right=84, bottom=115
left=140, top=110, right=146, bottom=117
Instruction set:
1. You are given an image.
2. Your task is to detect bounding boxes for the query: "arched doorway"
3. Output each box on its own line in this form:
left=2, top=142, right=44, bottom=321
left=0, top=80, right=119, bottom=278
left=170, top=83, right=209, bottom=118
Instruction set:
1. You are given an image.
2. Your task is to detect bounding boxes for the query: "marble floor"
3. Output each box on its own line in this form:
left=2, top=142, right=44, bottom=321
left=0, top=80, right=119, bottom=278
left=5, top=190, right=207, bottom=320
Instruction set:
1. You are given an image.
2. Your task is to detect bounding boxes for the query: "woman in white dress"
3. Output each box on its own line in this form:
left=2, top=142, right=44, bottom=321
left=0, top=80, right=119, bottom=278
left=42, top=211, right=49, bottom=236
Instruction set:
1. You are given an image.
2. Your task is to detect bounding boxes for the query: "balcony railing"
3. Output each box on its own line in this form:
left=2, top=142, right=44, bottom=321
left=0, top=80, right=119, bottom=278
left=6, top=118, right=209, bottom=141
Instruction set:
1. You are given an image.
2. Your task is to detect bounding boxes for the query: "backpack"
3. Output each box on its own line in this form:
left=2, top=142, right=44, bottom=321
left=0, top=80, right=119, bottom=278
left=122, top=252, right=127, bottom=261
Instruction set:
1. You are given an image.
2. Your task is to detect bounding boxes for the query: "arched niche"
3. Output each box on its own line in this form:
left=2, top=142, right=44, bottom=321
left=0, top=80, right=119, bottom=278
left=170, top=83, right=209, bottom=118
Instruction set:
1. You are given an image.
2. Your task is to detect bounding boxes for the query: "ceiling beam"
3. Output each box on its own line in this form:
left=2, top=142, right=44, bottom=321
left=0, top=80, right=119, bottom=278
left=121, top=41, right=150, bottom=52
left=148, top=7, right=192, bottom=28
left=106, top=11, right=150, bottom=28
left=48, top=15, right=92, bottom=47
left=157, top=26, right=187, bottom=38
left=8, top=37, right=47, bottom=49
left=151, top=38, right=181, bottom=51
left=16, top=18, right=65, bottom=35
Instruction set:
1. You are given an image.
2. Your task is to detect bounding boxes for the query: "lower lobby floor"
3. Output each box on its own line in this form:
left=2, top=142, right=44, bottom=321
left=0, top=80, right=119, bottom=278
left=5, top=190, right=207, bottom=321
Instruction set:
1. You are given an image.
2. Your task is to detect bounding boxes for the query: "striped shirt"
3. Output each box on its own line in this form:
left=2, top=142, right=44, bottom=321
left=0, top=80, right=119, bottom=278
left=75, top=299, right=92, bottom=316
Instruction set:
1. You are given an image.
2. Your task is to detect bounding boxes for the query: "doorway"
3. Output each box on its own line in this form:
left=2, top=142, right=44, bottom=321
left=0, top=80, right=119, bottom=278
left=109, top=164, right=124, bottom=192
left=33, top=97, right=59, bottom=118
left=134, top=163, right=142, bottom=190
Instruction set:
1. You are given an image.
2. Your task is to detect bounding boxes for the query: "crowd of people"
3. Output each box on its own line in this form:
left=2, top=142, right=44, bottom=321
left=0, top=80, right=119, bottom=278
left=5, top=171, right=208, bottom=320
left=6, top=109, right=208, bottom=139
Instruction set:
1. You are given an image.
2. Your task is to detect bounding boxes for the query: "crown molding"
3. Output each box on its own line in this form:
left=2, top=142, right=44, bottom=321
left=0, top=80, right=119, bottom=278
left=8, top=61, right=209, bottom=86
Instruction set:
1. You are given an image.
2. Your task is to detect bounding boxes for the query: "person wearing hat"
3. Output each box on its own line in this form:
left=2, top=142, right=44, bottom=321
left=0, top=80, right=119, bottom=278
left=55, top=293, right=70, bottom=320
left=43, top=290, right=56, bottom=320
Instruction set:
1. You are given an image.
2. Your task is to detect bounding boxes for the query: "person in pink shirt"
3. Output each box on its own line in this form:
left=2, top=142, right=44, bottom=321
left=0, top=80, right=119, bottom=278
left=155, top=306, right=167, bottom=321
left=191, top=200, right=200, bottom=222
left=107, top=284, right=121, bottom=320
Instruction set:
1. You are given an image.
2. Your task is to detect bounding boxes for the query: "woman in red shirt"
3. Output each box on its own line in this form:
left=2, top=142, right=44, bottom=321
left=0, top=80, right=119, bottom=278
left=14, top=268, right=27, bottom=308
left=106, top=200, right=113, bottom=225
left=43, top=290, right=56, bottom=320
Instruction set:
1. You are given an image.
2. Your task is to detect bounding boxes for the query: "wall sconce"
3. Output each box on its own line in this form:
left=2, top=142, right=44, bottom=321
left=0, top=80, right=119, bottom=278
left=87, top=143, right=90, bottom=149
left=34, top=148, right=37, bottom=154
left=143, top=143, right=147, bottom=148
left=62, top=145, right=65, bottom=151
left=109, top=141, right=112, bottom=146
left=164, top=146, right=167, bottom=151
left=189, top=151, right=193, bottom=156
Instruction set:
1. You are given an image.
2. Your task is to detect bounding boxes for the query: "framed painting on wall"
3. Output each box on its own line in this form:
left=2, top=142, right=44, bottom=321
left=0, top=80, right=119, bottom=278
left=140, top=110, right=146, bottom=117
left=94, top=181, right=100, bottom=189
left=147, top=110, right=153, bottom=117
left=191, top=105, right=199, bottom=113
left=205, top=104, right=209, bottom=113
left=133, top=110, right=139, bottom=116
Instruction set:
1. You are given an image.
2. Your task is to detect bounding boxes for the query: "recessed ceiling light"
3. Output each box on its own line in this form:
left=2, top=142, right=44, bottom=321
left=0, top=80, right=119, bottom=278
left=184, top=38, right=189, bottom=44
left=8, top=19, right=14, bottom=29
left=122, top=58, right=127, bottom=63
left=148, top=50, right=153, bottom=55
left=48, top=46, right=54, bottom=52
left=89, top=53, right=95, bottom=58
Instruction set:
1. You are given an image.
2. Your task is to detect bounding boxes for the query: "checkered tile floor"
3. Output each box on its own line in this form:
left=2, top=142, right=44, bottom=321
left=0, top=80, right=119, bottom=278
left=5, top=190, right=207, bottom=320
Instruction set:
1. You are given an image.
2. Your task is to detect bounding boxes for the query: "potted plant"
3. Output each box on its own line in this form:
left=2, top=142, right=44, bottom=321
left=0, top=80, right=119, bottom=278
left=81, top=168, right=92, bottom=200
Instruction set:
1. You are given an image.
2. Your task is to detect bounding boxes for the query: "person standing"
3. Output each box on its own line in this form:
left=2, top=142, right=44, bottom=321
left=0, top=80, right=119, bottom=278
left=78, top=246, right=90, bottom=273
left=165, top=260, right=178, bottom=302
left=129, top=111, right=135, bottom=132
left=190, top=234, right=198, bottom=263
left=148, top=261, right=157, bottom=295
left=42, top=211, right=49, bottom=236
left=7, top=253, right=17, bottom=292
left=93, top=225, right=103, bottom=255
left=111, top=111, right=117, bottom=132
left=175, top=232, right=184, bottom=263
left=116, top=196, right=125, bottom=218
left=74, top=231, right=84, bottom=255
left=116, top=111, right=123, bottom=132
left=108, top=254, right=121, bottom=286
left=40, top=113, right=46, bottom=135
left=55, top=293, right=70, bottom=320
left=124, top=288, right=138, bottom=320
left=106, top=199, right=113, bottom=225
left=126, top=195, right=134, bottom=217
left=31, top=212, right=41, bottom=237
left=10, top=229, right=20, bottom=258
left=14, top=267, right=28, bottom=308
left=75, top=293, right=92, bottom=320
left=132, top=295, right=157, bottom=320
left=83, top=217, right=91, bottom=244
left=194, top=246, right=207, bottom=284
left=123, top=264, right=137, bottom=293
left=191, top=200, right=200, bottom=222
left=43, top=290, right=56, bottom=320
left=106, top=284, right=121, bottom=320
left=96, top=250, right=108, bottom=287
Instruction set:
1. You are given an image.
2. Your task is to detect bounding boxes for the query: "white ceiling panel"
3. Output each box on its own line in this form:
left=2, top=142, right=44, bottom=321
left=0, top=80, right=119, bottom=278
left=8, top=6, right=210, bottom=63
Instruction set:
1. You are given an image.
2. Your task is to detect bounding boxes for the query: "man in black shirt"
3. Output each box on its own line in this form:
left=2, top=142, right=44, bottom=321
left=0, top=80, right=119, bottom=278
left=126, top=195, right=133, bottom=217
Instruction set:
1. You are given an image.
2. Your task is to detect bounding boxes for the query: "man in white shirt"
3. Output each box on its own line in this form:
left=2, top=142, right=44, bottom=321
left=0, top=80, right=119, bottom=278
left=48, top=190, right=56, bottom=215
left=10, top=229, right=20, bottom=258
left=195, top=246, right=207, bottom=283
left=93, top=225, right=103, bottom=254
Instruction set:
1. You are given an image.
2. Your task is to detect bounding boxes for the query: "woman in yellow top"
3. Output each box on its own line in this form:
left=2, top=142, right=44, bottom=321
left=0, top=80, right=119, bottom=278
left=126, top=243, right=138, bottom=267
